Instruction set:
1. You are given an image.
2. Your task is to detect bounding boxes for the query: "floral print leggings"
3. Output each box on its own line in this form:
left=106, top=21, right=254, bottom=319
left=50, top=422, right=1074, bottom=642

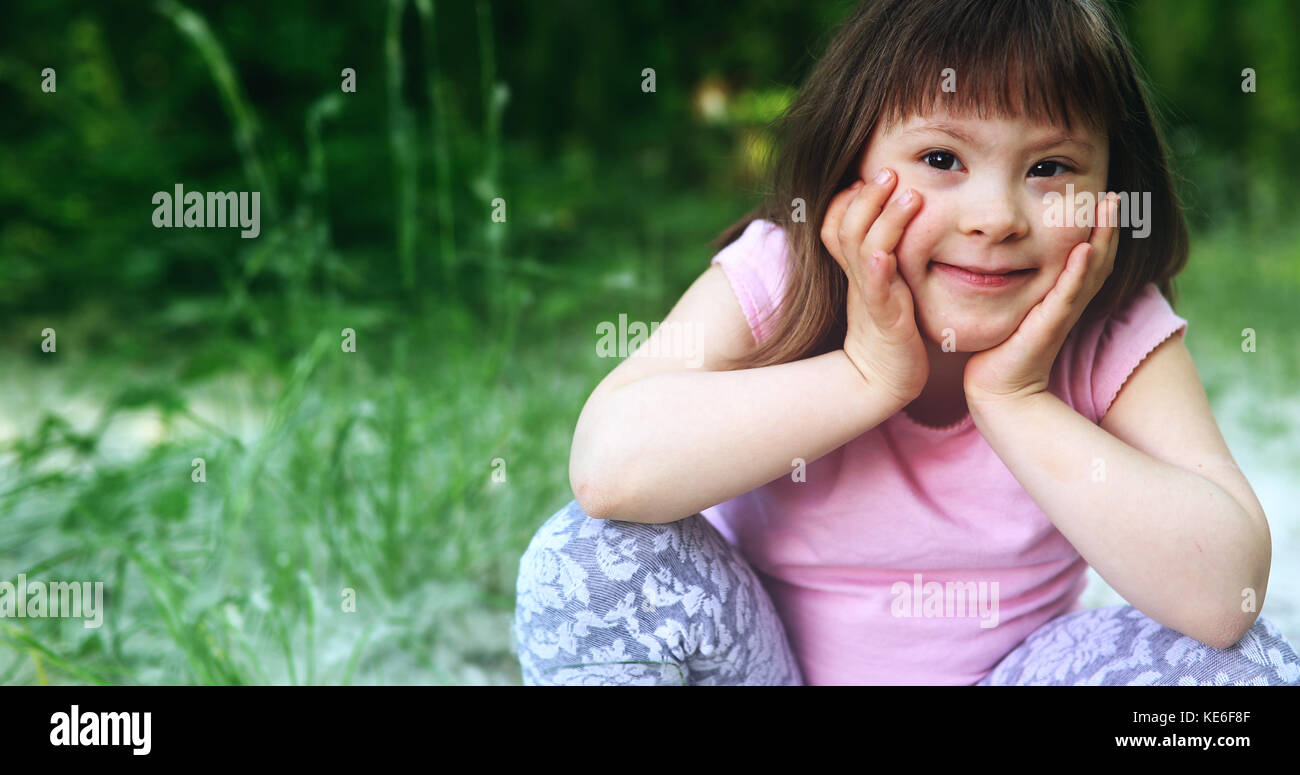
left=513, top=499, right=1300, bottom=686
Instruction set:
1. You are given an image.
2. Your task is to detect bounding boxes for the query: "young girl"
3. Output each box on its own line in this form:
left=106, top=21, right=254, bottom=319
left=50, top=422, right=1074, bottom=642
left=513, top=0, right=1300, bottom=685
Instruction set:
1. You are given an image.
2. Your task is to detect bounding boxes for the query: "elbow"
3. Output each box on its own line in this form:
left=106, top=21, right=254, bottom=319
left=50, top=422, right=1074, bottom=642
left=1200, top=527, right=1272, bottom=650
left=569, top=443, right=623, bottom=520
left=1206, top=587, right=1268, bottom=650
left=570, top=448, right=667, bottom=523
left=570, top=471, right=618, bottom=520
left=1210, top=545, right=1272, bottom=649
left=1198, top=585, right=1265, bottom=650
left=569, top=423, right=674, bottom=524
left=1204, top=614, right=1257, bottom=651
left=569, top=401, right=627, bottom=520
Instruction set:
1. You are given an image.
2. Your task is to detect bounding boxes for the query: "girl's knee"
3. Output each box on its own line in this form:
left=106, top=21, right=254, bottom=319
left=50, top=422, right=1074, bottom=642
left=519, top=499, right=592, bottom=560
left=512, top=500, right=705, bottom=684
left=979, top=606, right=1300, bottom=686
left=514, top=499, right=687, bottom=637
left=512, top=500, right=790, bottom=684
left=515, top=499, right=737, bottom=593
left=1221, top=615, right=1300, bottom=685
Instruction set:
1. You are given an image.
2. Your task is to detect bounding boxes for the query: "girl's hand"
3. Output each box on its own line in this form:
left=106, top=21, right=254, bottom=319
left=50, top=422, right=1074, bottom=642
left=821, top=168, right=929, bottom=405
left=963, top=192, right=1121, bottom=408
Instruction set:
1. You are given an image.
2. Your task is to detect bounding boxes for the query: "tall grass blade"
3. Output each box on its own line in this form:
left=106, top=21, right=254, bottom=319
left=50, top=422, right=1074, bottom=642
left=414, top=0, right=457, bottom=295
left=386, top=0, right=419, bottom=293
left=155, top=0, right=279, bottom=218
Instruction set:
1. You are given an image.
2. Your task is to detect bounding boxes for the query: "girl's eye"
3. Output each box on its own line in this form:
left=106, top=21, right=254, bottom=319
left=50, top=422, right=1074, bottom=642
left=921, top=150, right=963, bottom=171
left=918, top=153, right=1075, bottom=177
left=1029, top=160, right=1072, bottom=178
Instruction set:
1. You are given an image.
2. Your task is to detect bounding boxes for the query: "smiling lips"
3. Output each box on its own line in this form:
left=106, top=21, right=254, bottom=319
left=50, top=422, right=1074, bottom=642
left=933, top=262, right=1035, bottom=289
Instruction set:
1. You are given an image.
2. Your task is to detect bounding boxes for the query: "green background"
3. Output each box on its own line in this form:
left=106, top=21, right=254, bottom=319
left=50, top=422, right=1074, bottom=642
left=0, top=0, right=1296, bottom=684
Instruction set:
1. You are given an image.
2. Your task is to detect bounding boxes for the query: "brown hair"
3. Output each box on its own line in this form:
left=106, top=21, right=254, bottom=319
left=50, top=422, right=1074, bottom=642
left=714, top=0, right=1188, bottom=369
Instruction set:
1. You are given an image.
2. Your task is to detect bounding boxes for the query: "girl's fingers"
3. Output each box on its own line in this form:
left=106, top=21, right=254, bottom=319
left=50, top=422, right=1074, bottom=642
left=865, top=250, right=905, bottom=329
left=1093, top=192, right=1120, bottom=270
left=863, top=251, right=890, bottom=307
left=1061, top=193, right=1118, bottom=305
left=863, top=187, right=922, bottom=258
left=1037, top=241, right=1094, bottom=341
left=821, top=171, right=919, bottom=336
left=1060, top=243, right=1092, bottom=303
left=837, top=169, right=898, bottom=264
left=821, top=181, right=865, bottom=271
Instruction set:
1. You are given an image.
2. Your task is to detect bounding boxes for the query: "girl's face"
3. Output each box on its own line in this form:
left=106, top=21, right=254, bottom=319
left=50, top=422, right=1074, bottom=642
left=858, top=107, right=1109, bottom=352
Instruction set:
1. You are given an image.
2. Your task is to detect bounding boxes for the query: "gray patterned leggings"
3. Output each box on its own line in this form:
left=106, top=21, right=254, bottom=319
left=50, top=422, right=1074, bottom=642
left=513, top=499, right=1300, bottom=685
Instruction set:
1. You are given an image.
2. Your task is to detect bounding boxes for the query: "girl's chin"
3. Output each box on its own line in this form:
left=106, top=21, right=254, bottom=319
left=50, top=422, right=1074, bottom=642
left=920, top=320, right=1020, bottom=352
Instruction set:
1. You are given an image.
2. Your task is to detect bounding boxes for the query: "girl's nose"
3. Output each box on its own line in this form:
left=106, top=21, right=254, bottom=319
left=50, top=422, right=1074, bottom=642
left=957, top=186, right=1030, bottom=243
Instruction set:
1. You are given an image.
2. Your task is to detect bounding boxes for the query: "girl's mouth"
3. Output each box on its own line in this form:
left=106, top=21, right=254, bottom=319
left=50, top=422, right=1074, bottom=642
left=932, top=262, right=1036, bottom=290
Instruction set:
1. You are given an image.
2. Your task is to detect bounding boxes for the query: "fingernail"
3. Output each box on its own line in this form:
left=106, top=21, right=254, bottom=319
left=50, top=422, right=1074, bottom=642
left=874, top=168, right=892, bottom=185
left=898, top=189, right=916, bottom=206
left=851, top=179, right=865, bottom=191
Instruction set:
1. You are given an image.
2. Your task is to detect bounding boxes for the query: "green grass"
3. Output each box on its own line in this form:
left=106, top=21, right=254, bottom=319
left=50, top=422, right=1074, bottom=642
left=0, top=152, right=744, bottom=683
left=0, top=290, right=602, bottom=685
left=1175, top=222, right=1300, bottom=403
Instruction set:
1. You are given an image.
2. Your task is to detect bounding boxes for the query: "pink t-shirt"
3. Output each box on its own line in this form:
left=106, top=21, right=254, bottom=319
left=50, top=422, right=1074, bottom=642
left=700, top=218, right=1190, bottom=685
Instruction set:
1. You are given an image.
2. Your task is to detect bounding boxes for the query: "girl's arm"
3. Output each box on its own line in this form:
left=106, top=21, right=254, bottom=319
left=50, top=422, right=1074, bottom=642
left=570, top=264, right=908, bottom=524
left=967, top=334, right=1270, bottom=649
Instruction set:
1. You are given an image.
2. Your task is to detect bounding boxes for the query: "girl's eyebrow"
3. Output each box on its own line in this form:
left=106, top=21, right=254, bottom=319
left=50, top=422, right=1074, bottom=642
left=897, top=122, right=1095, bottom=154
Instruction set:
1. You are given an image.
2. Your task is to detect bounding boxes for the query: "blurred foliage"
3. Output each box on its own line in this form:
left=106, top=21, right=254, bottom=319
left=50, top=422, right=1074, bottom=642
left=2, top=0, right=1292, bottom=326
left=0, top=0, right=836, bottom=323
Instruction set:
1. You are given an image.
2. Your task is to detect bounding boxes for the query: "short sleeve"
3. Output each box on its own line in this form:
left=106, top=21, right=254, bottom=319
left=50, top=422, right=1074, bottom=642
left=710, top=219, right=791, bottom=345
left=1061, top=282, right=1189, bottom=423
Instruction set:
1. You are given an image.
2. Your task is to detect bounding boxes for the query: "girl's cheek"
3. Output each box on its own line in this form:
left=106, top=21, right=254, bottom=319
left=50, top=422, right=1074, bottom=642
left=1034, top=196, right=1094, bottom=244
left=893, top=216, right=943, bottom=281
left=1046, top=225, right=1092, bottom=262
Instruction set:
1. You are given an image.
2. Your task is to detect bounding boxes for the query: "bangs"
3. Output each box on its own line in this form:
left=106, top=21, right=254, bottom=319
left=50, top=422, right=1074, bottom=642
left=874, top=0, right=1120, bottom=134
